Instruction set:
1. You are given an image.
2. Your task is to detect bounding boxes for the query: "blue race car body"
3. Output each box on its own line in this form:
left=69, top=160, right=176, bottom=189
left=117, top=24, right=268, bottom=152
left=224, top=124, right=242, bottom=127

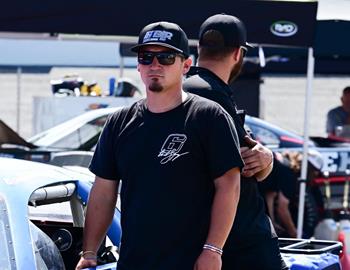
left=0, top=157, right=121, bottom=270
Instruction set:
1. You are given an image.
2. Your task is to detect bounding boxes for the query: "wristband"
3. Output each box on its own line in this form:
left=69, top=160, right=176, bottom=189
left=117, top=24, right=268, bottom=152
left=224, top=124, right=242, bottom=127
left=203, top=244, right=223, bottom=256
left=79, top=250, right=97, bottom=260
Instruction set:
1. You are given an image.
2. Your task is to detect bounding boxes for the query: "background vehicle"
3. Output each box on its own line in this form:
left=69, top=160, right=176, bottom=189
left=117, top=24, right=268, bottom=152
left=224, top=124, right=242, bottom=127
left=245, top=115, right=313, bottom=149
left=0, top=107, right=121, bottom=165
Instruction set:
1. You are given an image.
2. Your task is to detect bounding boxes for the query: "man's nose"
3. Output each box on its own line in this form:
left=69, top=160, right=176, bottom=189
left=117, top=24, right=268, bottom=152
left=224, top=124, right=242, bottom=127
left=149, top=56, right=161, bottom=68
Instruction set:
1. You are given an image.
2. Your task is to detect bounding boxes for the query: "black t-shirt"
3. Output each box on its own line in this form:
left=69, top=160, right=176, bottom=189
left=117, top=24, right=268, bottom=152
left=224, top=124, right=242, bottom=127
left=89, top=94, right=244, bottom=270
left=184, top=67, right=276, bottom=251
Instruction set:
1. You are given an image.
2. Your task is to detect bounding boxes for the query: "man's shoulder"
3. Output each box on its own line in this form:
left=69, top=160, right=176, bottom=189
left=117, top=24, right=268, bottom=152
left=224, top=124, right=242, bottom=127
left=184, top=67, right=222, bottom=91
left=187, top=93, right=228, bottom=116
left=328, top=106, right=344, bottom=116
left=184, top=75, right=212, bottom=92
left=110, top=99, right=144, bottom=115
left=184, top=67, right=231, bottom=100
left=107, top=99, right=145, bottom=125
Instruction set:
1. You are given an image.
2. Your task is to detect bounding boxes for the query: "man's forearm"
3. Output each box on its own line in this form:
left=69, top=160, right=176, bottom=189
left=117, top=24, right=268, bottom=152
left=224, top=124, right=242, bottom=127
left=277, top=193, right=297, bottom=237
left=83, top=178, right=118, bottom=252
left=205, top=168, right=240, bottom=248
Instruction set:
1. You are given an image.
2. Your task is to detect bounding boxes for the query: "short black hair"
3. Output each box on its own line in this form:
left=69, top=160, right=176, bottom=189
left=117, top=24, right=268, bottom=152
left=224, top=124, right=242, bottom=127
left=198, top=30, right=237, bottom=60
left=343, top=86, right=350, bottom=95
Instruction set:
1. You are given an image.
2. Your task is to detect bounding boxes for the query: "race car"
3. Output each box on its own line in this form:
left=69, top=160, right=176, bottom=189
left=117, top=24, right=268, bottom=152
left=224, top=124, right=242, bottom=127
left=244, top=115, right=312, bottom=149
left=0, top=157, right=120, bottom=270
left=0, top=107, right=120, bottom=166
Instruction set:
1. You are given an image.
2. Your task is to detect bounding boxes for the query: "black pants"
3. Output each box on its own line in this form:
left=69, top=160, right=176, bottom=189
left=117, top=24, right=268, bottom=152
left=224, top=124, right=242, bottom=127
left=222, top=237, right=288, bottom=270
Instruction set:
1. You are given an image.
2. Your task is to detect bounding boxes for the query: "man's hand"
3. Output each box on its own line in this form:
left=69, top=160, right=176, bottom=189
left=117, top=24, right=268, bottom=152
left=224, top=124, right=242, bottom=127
left=75, top=257, right=97, bottom=270
left=240, top=136, right=273, bottom=181
left=194, top=250, right=222, bottom=270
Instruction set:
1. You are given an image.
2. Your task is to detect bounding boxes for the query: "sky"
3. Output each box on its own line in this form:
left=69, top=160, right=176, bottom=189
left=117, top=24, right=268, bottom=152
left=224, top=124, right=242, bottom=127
left=317, top=0, right=350, bottom=20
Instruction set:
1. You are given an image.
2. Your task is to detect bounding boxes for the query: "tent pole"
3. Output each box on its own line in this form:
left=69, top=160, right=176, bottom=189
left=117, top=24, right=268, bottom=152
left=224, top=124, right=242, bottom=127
left=297, top=47, right=315, bottom=238
left=16, top=66, right=22, bottom=133
left=119, top=56, right=124, bottom=78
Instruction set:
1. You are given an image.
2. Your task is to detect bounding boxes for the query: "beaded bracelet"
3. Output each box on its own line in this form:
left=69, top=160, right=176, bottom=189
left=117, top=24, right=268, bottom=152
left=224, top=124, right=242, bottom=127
left=203, top=244, right=223, bottom=256
left=79, top=250, right=97, bottom=260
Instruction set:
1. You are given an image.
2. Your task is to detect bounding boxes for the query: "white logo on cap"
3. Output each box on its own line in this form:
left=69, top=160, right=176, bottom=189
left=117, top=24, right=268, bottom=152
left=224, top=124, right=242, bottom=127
left=143, top=30, right=173, bottom=43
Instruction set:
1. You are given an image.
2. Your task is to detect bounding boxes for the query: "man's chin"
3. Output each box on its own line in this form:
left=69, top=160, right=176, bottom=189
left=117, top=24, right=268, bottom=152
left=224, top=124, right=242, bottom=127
left=149, top=83, right=163, bottom=92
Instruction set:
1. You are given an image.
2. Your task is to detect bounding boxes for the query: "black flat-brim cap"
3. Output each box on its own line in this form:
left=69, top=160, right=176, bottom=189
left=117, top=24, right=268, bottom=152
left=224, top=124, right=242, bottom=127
left=199, top=14, right=253, bottom=50
left=131, top=21, right=190, bottom=58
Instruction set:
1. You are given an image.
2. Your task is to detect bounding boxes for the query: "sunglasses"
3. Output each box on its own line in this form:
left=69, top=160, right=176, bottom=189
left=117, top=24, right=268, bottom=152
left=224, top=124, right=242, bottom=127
left=240, top=47, right=247, bottom=58
left=138, top=51, right=183, bottom=66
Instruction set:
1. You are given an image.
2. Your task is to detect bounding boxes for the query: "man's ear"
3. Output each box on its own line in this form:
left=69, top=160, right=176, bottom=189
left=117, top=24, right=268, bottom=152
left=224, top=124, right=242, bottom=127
left=232, top=48, right=242, bottom=62
left=137, top=64, right=140, bottom=72
left=183, top=58, right=192, bottom=74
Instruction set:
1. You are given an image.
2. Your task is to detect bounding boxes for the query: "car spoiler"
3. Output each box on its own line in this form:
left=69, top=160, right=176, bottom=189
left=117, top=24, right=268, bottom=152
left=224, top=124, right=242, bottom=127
left=0, top=119, right=36, bottom=148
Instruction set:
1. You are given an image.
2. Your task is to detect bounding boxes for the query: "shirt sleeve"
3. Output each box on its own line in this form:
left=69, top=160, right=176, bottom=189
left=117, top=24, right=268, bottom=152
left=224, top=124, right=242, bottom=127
left=326, top=110, right=336, bottom=134
left=204, top=108, right=244, bottom=180
left=89, top=114, right=120, bottom=180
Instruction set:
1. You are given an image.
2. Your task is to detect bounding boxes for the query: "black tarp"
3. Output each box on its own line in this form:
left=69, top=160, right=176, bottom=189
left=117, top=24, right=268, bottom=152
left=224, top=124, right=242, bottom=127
left=0, top=0, right=317, bottom=47
left=315, top=20, right=350, bottom=58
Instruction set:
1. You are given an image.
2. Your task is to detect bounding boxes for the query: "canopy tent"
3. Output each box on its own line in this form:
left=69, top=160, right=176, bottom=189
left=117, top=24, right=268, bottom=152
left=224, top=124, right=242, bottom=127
left=0, top=0, right=319, bottom=237
left=1, top=0, right=316, bottom=46
left=246, top=20, right=350, bottom=74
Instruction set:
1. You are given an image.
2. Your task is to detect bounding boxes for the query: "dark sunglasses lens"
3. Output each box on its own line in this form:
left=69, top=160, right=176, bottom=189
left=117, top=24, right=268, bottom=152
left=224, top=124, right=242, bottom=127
left=156, top=53, right=176, bottom=65
left=138, top=52, right=154, bottom=65
left=138, top=52, right=177, bottom=65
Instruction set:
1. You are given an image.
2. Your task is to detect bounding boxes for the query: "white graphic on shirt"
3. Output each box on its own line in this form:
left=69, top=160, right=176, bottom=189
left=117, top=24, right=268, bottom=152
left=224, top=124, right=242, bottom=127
left=143, top=30, right=173, bottom=43
left=158, top=134, right=189, bottom=164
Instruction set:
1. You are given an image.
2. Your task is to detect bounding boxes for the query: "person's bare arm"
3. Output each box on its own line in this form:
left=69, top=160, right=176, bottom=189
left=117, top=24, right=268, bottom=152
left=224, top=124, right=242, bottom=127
left=75, top=176, right=119, bottom=270
left=194, top=167, right=240, bottom=270
left=264, top=191, right=285, bottom=234
left=240, top=136, right=273, bottom=181
left=265, top=191, right=278, bottom=223
left=276, top=192, right=297, bottom=238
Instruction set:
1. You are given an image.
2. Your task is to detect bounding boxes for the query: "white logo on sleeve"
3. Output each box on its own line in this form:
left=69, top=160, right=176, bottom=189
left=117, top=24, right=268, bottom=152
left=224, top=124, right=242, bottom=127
left=143, top=30, right=173, bottom=43
left=158, top=134, right=189, bottom=164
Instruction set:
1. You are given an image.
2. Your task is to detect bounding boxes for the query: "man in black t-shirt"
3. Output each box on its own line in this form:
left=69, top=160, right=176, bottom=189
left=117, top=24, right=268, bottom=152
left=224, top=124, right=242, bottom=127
left=184, top=14, right=288, bottom=269
left=76, top=21, right=244, bottom=270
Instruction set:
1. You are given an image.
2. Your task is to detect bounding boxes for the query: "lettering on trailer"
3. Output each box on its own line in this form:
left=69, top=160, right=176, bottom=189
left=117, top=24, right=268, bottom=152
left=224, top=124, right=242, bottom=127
left=321, top=151, right=350, bottom=172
